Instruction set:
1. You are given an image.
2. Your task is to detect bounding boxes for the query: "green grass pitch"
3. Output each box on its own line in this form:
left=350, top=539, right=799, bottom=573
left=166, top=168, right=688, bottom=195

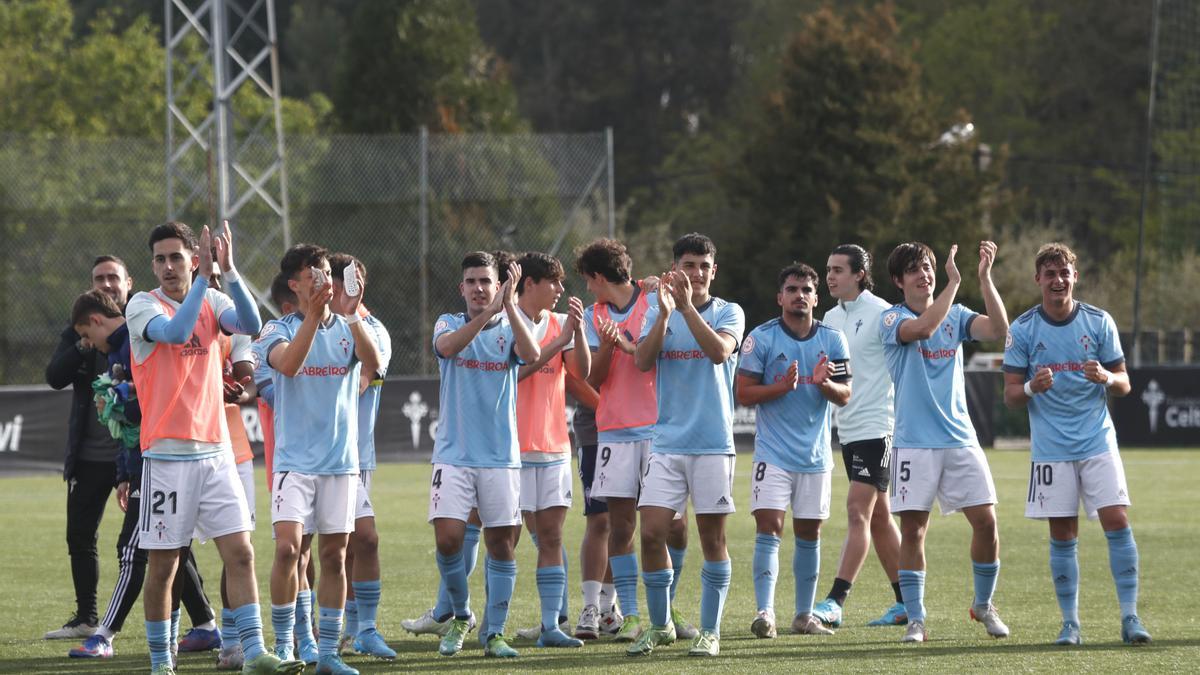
left=2, top=449, right=1198, bottom=673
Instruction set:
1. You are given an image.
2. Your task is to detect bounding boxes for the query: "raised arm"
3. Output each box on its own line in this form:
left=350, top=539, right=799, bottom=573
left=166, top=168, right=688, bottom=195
left=268, top=281, right=332, bottom=377
left=635, top=273, right=675, bottom=372
left=898, top=244, right=961, bottom=343
left=968, top=241, right=1009, bottom=342
left=672, top=273, right=736, bottom=364
left=503, top=263, right=541, bottom=365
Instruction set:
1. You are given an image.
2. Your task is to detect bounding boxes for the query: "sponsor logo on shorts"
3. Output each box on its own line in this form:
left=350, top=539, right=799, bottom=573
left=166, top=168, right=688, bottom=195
left=565, top=490, right=572, bottom=500
left=716, top=495, right=730, bottom=507
left=858, top=467, right=871, bottom=477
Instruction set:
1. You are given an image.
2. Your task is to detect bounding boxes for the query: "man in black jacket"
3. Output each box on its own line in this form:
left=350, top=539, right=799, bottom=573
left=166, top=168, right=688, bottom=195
left=43, top=256, right=135, bottom=639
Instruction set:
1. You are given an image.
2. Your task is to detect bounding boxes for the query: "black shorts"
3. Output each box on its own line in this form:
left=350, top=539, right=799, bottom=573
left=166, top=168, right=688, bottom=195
left=841, top=437, right=892, bottom=492
left=577, top=445, right=609, bottom=516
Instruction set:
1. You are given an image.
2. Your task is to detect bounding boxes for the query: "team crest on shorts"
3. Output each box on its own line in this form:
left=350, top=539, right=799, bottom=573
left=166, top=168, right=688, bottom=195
left=898, top=486, right=908, bottom=502
left=883, top=312, right=898, bottom=327
left=741, top=335, right=756, bottom=355
left=154, top=519, right=167, bottom=541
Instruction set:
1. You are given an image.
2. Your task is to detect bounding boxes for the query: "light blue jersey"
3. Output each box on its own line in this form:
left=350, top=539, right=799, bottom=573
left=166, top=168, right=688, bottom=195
left=1003, top=303, right=1123, bottom=462
left=583, top=287, right=656, bottom=443
left=881, top=303, right=979, bottom=449
left=431, top=313, right=522, bottom=469
left=639, top=297, right=745, bottom=455
left=253, top=313, right=362, bottom=475
left=739, top=319, right=851, bottom=473
left=252, top=336, right=276, bottom=409
left=357, top=314, right=393, bottom=471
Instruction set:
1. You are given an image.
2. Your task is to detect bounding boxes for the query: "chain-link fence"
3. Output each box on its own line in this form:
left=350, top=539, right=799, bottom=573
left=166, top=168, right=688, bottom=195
left=0, top=131, right=613, bottom=384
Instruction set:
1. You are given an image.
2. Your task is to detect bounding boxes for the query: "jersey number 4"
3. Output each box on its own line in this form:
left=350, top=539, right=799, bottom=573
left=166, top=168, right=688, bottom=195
left=432, top=469, right=443, bottom=488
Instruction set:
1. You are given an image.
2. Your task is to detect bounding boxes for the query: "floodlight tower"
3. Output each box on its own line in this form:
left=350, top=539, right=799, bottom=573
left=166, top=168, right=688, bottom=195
left=164, top=0, right=290, bottom=312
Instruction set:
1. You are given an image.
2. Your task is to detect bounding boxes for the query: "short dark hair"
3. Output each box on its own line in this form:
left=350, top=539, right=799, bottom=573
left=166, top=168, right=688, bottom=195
left=887, top=242, right=936, bottom=282
left=280, top=243, right=329, bottom=280
left=71, top=289, right=124, bottom=327
left=148, top=221, right=197, bottom=252
left=493, top=250, right=516, bottom=285
left=778, top=262, right=820, bottom=290
left=516, top=252, right=565, bottom=295
left=672, top=232, right=717, bottom=261
left=574, top=238, right=632, bottom=284
left=830, top=244, right=874, bottom=291
left=270, top=271, right=297, bottom=308
left=92, top=255, right=128, bottom=272
left=1035, top=243, right=1077, bottom=273
left=328, top=253, right=367, bottom=287
left=462, top=251, right=497, bottom=273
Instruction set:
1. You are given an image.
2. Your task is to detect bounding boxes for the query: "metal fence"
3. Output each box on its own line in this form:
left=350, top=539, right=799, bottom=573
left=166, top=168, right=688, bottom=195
left=0, top=131, right=614, bottom=384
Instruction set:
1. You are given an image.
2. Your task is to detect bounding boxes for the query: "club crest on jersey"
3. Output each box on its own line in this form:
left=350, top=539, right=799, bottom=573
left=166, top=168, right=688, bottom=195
left=339, top=337, right=350, bottom=356
left=942, top=322, right=954, bottom=339
left=855, top=318, right=863, bottom=334
left=883, top=311, right=898, bottom=327
left=1079, top=334, right=1092, bottom=353
left=741, top=335, right=756, bottom=355
left=496, top=334, right=507, bottom=353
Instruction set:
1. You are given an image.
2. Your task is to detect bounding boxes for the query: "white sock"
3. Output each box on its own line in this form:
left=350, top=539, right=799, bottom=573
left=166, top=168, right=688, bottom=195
left=195, top=619, right=217, bottom=631
left=582, top=580, right=601, bottom=608
left=600, top=583, right=616, bottom=612
left=97, top=626, right=116, bottom=641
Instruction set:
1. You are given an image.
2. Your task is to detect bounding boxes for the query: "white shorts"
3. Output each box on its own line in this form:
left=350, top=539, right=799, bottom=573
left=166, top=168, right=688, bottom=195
left=520, top=462, right=573, bottom=512
left=237, top=460, right=257, bottom=528
left=271, top=472, right=357, bottom=535
left=1025, top=449, right=1131, bottom=520
left=355, top=471, right=375, bottom=521
left=749, top=462, right=832, bottom=520
left=889, top=446, right=997, bottom=515
left=592, top=440, right=652, bottom=501
left=428, top=464, right=521, bottom=528
left=139, top=454, right=252, bottom=550
left=639, top=453, right=735, bottom=515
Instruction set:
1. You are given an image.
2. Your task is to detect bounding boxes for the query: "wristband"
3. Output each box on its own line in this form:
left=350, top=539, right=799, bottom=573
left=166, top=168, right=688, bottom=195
left=1102, top=371, right=1113, bottom=387
left=223, top=267, right=241, bottom=285
left=1023, top=380, right=1036, bottom=397
left=344, top=312, right=361, bottom=326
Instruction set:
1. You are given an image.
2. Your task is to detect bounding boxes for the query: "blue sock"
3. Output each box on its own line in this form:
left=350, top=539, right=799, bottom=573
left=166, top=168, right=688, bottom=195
left=271, top=603, right=295, bottom=652
left=170, top=608, right=180, bottom=644
left=668, top=546, right=686, bottom=601
left=434, top=525, right=480, bottom=620
left=560, top=545, right=570, bottom=621
left=794, top=538, right=820, bottom=616
left=436, top=550, right=469, bottom=619
left=485, top=558, right=518, bottom=639
left=232, top=603, right=267, bottom=661
left=353, top=580, right=381, bottom=635
left=752, top=534, right=781, bottom=612
left=317, top=607, right=342, bottom=659
left=221, top=607, right=238, bottom=648
left=536, top=566, right=567, bottom=630
left=610, top=553, right=640, bottom=617
left=295, top=589, right=315, bottom=645
left=1050, top=538, right=1080, bottom=625
left=146, top=619, right=171, bottom=667
left=1106, top=527, right=1140, bottom=618
left=699, top=559, right=731, bottom=635
left=643, top=568, right=673, bottom=627
left=898, top=570, right=926, bottom=623
left=343, top=600, right=358, bottom=639
left=972, top=560, right=1000, bottom=608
